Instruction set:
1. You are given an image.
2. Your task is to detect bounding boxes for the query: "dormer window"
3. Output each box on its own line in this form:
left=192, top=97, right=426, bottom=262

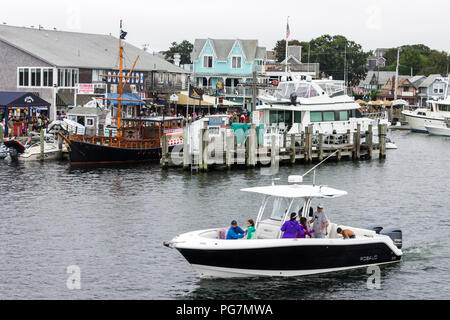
left=232, top=56, right=242, bottom=69
left=203, top=55, right=213, bottom=68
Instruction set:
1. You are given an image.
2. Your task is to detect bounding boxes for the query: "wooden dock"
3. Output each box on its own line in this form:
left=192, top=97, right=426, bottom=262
left=162, top=123, right=388, bottom=171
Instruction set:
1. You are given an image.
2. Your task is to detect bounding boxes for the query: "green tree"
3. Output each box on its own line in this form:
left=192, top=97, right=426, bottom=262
left=307, top=35, right=369, bottom=86
left=273, top=39, right=303, bottom=62
left=163, top=40, right=194, bottom=65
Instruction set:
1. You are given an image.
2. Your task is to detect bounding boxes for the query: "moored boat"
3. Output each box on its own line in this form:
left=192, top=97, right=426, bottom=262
left=424, top=117, right=450, bottom=137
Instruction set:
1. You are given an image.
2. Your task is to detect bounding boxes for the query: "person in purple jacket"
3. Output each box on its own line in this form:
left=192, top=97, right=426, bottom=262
left=297, top=217, right=315, bottom=238
left=281, top=213, right=302, bottom=238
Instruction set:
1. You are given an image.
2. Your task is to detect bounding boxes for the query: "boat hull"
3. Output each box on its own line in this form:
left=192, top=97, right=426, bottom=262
left=176, top=241, right=402, bottom=278
left=425, top=125, right=450, bottom=137
left=68, top=140, right=164, bottom=166
left=402, top=111, right=444, bottom=133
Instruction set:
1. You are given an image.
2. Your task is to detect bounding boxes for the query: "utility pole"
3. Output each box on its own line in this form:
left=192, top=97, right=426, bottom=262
left=394, top=47, right=400, bottom=101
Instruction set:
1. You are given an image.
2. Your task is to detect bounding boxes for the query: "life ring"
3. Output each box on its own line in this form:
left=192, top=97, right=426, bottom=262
left=271, top=80, right=279, bottom=86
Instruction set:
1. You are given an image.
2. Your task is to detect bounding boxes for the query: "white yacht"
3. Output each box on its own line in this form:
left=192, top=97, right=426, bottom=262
left=256, top=76, right=389, bottom=142
left=165, top=175, right=402, bottom=278
left=402, top=98, right=450, bottom=133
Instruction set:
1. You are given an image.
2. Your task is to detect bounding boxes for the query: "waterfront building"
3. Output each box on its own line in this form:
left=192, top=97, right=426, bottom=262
left=416, top=74, right=448, bottom=106
left=376, top=77, right=418, bottom=105
left=191, top=38, right=267, bottom=111
left=0, top=24, right=189, bottom=120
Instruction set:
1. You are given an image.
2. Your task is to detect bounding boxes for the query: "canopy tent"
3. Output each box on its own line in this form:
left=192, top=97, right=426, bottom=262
left=176, top=91, right=241, bottom=107
left=391, top=99, right=408, bottom=107
left=0, top=92, right=50, bottom=109
left=368, top=100, right=383, bottom=106
left=355, top=99, right=367, bottom=105
left=105, top=93, right=144, bottom=106
left=0, top=92, right=51, bottom=136
left=382, top=100, right=392, bottom=107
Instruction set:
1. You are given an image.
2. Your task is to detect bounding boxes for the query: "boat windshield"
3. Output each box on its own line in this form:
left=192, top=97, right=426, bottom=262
left=264, top=197, right=291, bottom=221
left=274, top=82, right=320, bottom=99
left=317, top=81, right=346, bottom=97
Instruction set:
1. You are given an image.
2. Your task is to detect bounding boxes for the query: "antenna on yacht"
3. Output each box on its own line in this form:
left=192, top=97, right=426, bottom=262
left=301, top=150, right=339, bottom=184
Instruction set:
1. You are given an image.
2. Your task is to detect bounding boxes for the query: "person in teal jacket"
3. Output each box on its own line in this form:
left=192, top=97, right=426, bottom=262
left=245, top=219, right=256, bottom=239
left=226, top=220, right=245, bottom=240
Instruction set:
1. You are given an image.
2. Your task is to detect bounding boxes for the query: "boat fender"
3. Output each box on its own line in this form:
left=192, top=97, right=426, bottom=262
left=380, top=227, right=402, bottom=249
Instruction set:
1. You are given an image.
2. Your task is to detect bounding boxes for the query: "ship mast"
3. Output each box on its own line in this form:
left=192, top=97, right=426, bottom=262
left=118, top=20, right=124, bottom=137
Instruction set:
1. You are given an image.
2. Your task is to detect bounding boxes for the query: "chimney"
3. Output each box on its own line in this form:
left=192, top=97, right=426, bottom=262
left=173, top=53, right=181, bottom=67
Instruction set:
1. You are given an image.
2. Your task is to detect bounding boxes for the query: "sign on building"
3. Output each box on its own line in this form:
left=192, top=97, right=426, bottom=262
left=77, top=84, right=95, bottom=95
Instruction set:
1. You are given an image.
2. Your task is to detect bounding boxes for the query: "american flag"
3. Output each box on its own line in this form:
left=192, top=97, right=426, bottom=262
left=286, top=20, right=290, bottom=39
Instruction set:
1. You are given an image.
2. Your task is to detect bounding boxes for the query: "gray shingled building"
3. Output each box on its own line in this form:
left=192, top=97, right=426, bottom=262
left=0, top=24, right=189, bottom=120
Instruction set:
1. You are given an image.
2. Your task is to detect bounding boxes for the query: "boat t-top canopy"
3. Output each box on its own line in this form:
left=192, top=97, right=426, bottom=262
left=241, top=184, right=348, bottom=199
left=121, top=116, right=184, bottom=122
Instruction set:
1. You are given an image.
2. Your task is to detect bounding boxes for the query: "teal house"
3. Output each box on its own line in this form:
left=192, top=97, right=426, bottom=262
left=191, top=39, right=266, bottom=110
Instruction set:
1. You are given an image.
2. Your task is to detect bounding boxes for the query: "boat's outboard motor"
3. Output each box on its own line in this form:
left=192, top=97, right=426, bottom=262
left=290, top=92, right=298, bottom=106
left=380, top=227, right=402, bottom=249
left=8, top=147, right=18, bottom=161
left=367, top=225, right=383, bottom=234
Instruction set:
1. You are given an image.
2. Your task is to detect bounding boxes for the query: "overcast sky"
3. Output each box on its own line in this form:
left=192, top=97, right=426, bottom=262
left=2, top=0, right=450, bottom=54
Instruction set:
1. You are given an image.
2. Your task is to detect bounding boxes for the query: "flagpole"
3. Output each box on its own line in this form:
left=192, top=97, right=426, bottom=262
left=285, top=16, right=289, bottom=73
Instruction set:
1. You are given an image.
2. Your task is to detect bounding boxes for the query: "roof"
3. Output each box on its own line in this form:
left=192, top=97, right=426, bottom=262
left=360, top=71, right=397, bottom=86
left=177, top=92, right=240, bottom=106
left=418, top=74, right=444, bottom=88
left=67, top=107, right=104, bottom=116
left=191, top=39, right=266, bottom=63
left=409, top=75, right=426, bottom=87
left=0, top=25, right=188, bottom=73
left=241, top=185, right=348, bottom=199
left=0, top=91, right=50, bottom=108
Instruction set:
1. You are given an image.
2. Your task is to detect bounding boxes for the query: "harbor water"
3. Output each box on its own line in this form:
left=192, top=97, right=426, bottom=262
left=0, top=130, right=449, bottom=300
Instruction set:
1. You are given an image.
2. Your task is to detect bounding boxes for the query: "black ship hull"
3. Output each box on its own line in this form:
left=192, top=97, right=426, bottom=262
left=68, top=140, right=165, bottom=166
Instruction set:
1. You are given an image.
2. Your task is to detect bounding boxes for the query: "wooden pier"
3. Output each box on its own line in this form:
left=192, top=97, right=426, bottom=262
left=162, top=123, right=388, bottom=171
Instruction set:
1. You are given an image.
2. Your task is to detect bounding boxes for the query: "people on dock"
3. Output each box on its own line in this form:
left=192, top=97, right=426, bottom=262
left=297, top=217, right=314, bottom=239
left=245, top=219, right=256, bottom=240
left=226, top=220, right=246, bottom=240
left=312, top=205, right=329, bottom=239
left=281, top=212, right=302, bottom=239
left=337, top=228, right=356, bottom=239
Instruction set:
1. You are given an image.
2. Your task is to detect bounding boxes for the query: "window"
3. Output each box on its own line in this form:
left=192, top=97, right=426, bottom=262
left=18, top=67, right=54, bottom=88
left=203, top=55, right=213, bottom=68
left=310, top=111, right=323, bottom=122
left=92, top=69, right=106, bottom=82
left=294, top=111, right=302, bottom=123
left=86, top=118, right=94, bottom=127
left=339, top=111, right=349, bottom=121
left=263, top=197, right=290, bottom=222
left=232, top=56, right=242, bottom=69
left=57, top=68, right=79, bottom=87
left=323, top=111, right=335, bottom=121
left=439, top=104, right=449, bottom=112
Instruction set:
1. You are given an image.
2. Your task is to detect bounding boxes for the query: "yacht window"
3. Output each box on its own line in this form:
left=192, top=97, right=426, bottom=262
left=310, top=111, right=323, bottom=122
left=339, top=111, right=349, bottom=121
left=323, top=111, right=335, bottom=121
left=294, top=111, right=302, bottom=123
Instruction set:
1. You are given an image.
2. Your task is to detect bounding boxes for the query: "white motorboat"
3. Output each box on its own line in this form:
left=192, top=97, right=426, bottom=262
left=425, top=117, right=450, bottom=137
left=386, top=137, right=398, bottom=150
left=165, top=175, right=402, bottom=278
left=402, top=98, right=450, bottom=133
left=4, top=139, right=64, bottom=162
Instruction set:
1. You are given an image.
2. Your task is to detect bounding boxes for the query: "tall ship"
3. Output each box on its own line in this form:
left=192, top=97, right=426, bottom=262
left=60, top=21, right=183, bottom=166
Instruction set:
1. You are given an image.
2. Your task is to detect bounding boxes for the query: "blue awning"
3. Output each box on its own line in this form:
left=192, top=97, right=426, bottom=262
left=105, top=93, right=144, bottom=106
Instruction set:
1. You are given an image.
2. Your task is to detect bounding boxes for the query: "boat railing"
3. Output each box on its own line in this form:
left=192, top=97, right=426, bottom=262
left=70, top=134, right=161, bottom=149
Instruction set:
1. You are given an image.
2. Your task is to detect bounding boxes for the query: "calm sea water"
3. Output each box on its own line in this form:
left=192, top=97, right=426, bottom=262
left=0, top=130, right=449, bottom=300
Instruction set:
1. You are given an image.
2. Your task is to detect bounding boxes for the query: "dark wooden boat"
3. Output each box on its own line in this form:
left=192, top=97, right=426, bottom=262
left=59, top=21, right=184, bottom=166
left=64, top=116, right=183, bottom=166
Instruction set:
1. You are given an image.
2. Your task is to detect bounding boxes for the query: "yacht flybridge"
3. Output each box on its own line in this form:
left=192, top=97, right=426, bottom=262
left=165, top=176, right=402, bottom=278
left=256, top=75, right=389, bottom=137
